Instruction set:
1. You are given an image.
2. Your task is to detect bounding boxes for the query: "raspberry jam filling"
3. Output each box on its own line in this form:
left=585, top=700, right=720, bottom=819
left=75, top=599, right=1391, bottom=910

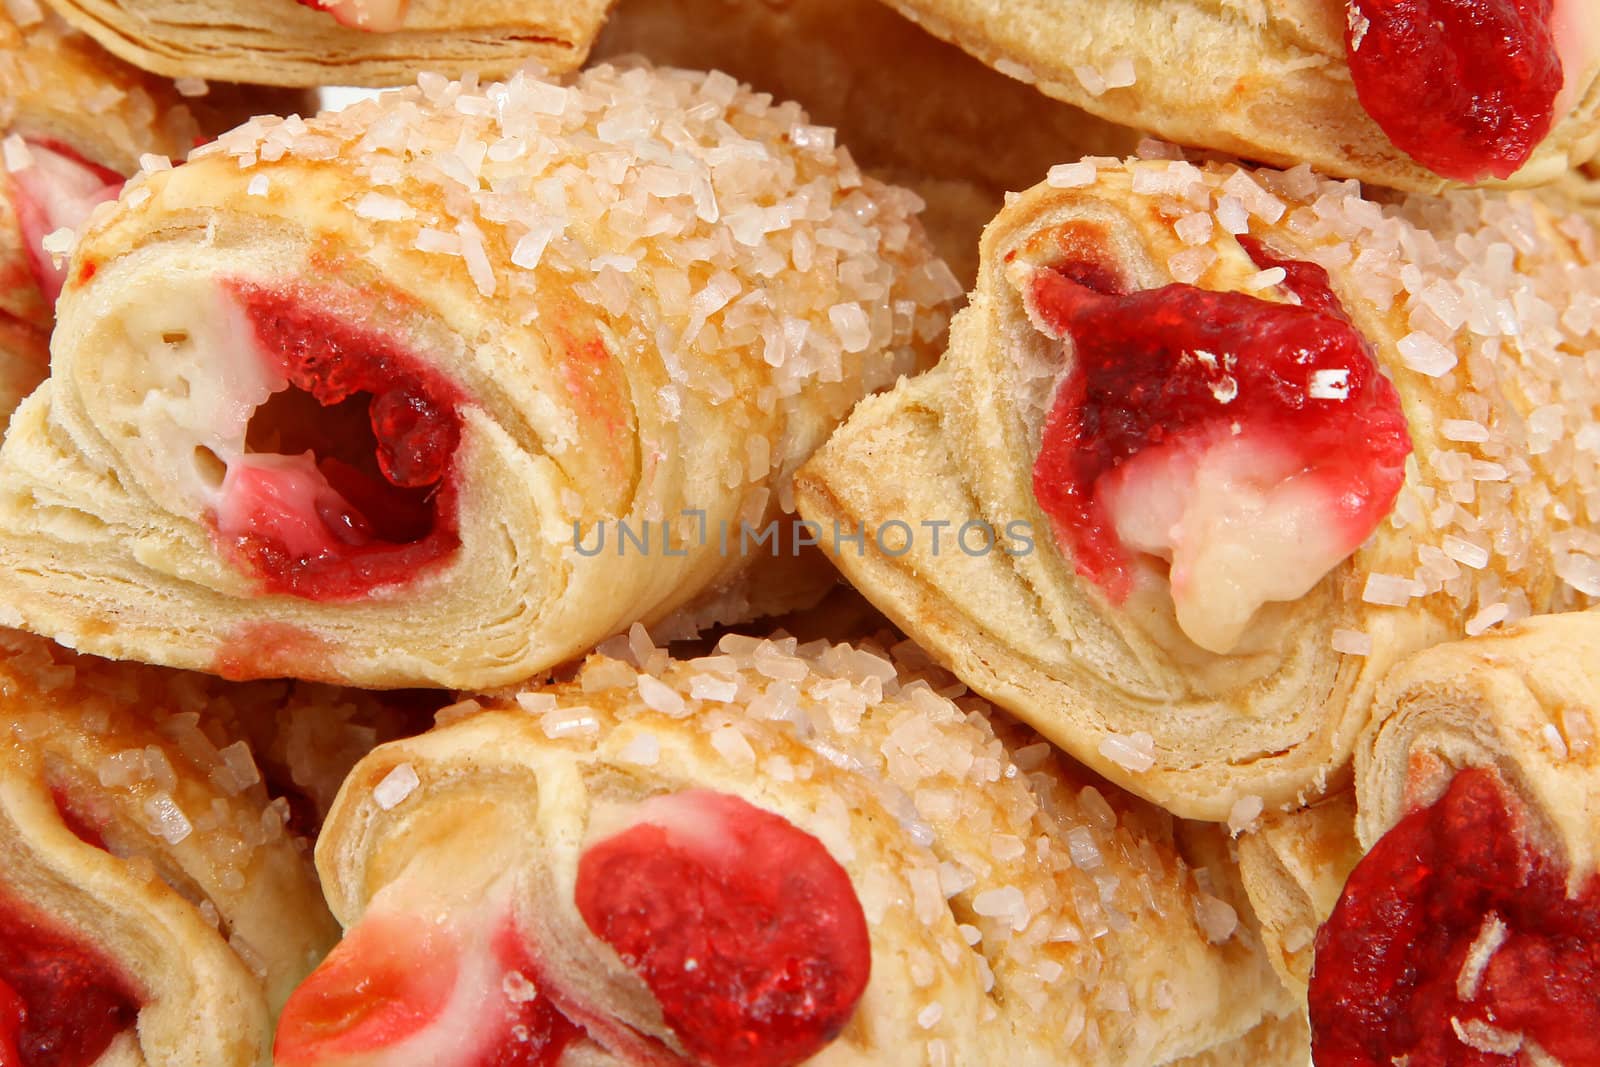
left=576, top=790, right=872, bottom=1067
left=0, top=883, right=140, bottom=1067
left=6, top=139, right=124, bottom=306
left=1310, top=768, right=1600, bottom=1065
left=217, top=283, right=464, bottom=601
left=274, top=907, right=582, bottom=1067
left=295, top=0, right=408, bottom=31
left=1344, top=0, right=1580, bottom=181
left=1028, top=240, right=1411, bottom=653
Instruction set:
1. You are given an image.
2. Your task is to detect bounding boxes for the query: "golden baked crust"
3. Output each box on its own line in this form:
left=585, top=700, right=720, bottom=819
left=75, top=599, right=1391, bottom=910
left=1236, top=794, right=1360, bottom=998
left=795, top=156, right=1600, bottom=820
left=1358, top=609, right=1600, bottom=877
left=874, top=0, right=1600, bottom=192
left=40, top=0, right=615, bottom=87
left=592, top=0, right=1141, bottom=284
left=0, top=629, right=339, bottom=1066
left=308, top=631, right=1297, bottom=1065
left=0, top=64, right=959, bottom=690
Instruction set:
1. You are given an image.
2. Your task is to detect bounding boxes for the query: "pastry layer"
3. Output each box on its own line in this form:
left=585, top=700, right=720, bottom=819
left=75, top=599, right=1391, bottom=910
left=0, top=64, right=958, bottom=689
left=286, top=629, right=1297, bottom=1066
left=0, top=629, right=340, bottom=1067
left=795, top=155, right=1600, bottom=819
left=876, top=0, right=1600, bottom=190
left=40, top=0, right=615, bottom=87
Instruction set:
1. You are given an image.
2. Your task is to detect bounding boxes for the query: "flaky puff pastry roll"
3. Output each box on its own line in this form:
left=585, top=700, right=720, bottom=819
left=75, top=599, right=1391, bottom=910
left=0, top=629, right=340, bottom=1067
left=40, top=0, right=612, bottom=87
left=0, top=64, right=958, bottom=690
left=0, top=5, right=233, bottom=425
left=276, top=630, right=1297, bottom=1067
left=795, top=155, right=1600, bottom=821
left=1307, top=610, right=1600, bottom=1066
left=877, top=0, right=1600, bottom=191
left=591, top=0, right=1141, bottom=285
left=1235, top=794, right=1360, bottom=999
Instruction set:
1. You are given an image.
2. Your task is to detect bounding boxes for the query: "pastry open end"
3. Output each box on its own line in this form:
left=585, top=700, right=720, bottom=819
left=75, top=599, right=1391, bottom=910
left=0, top=628, right=340, bottom=1067
left=0, top=4, right=275, bottom=430
left=0, top=63, right=959, bottom=690
left=38, top=0, right=615, bottom=87
left=1310, top=610, right=1600, bottom=1065
left=282, top=629, right=1296, bottom=1066
left=795, top=155, right=1600, bottom=820
left=877, top=0, right=1600, bottom=190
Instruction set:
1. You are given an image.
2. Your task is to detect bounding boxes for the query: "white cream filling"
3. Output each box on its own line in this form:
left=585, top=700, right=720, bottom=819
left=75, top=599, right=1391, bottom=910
left=1553, top=0, right=1600, bottom=118
left=1099, top=432, right=1354, bottom=655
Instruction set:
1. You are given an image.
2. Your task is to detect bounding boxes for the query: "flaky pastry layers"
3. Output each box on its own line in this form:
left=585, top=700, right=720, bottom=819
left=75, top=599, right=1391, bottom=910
left=0, top=64, right=958, bottom=690
left=591, top=0, right=1141, bottom=284
left=796, top=156, right=1600, bottom=820
left=0, top=629, right=339, bottom=1067
left=1234, top=793, right=1359, bottom=999
left=1306, top=610, right=1600, bottom=1065
left=278, top=630, right=1296, bottom=1067
left=40, top=0, right=613, bottom=87
left=877, top=0, right=1600, bottom=190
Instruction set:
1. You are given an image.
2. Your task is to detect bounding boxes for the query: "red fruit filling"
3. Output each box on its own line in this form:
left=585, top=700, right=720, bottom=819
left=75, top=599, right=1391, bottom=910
left=1344, top=0, right=1563, bottom=181
left=275, top=911, right=459, bottom=1064
left=0, top=883, right=140, bottom=1067
left=1028, top=239, right=1411, bottom=650
left=6, top=139, right=124, bottom=306
left=294, top=0, right=408, bottom=32
left=218, top=283, right=464, bottom=601
left=575, top=790, right=871, bottom=1067
left=1310, top=768, right=1600, bottom=1065
left=274, top=908, right=581, bottom=1067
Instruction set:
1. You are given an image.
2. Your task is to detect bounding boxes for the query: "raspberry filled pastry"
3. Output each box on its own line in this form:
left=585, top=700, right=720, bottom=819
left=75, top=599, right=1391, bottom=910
left=1310, top=610, right=1600, bottom=1066
left=0, top=629, right=340, bottom=1067
left=592, top=0, right=1140, bottom=285
left=795, top=156, right=1600, bottom=821
left=40, top=0, right=613, bottom=87
left=0, top=64, right=958, bottom=690
left=0, top=6, right=219, bottom=425
left=41, top=0, right=612, bottom=87
left=276, top=631, right=1298, bottom=1067
left=877, top=0, right=1600, bottom=190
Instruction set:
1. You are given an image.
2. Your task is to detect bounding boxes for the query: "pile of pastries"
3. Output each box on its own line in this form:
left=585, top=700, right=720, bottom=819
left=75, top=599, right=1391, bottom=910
left=1, top=0, right=1597, bottom=1064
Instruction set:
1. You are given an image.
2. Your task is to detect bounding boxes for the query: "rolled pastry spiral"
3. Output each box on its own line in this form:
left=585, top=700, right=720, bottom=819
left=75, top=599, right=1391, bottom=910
left=876, top=0, right=1600, bottom=190
left=795, top=155, right=1600, bottom=820
left=0, top=5, right=234, bottom=425
left=592, top=0, right=1141, bottom=284
left=0, top=63, right=958, bottom=690
left=1307, top=610, right=1600, bottom=1065
left=1234, top=793, right=1360, bottom=999
left=38, top=0, right=614, bottom=87
left=0, top=628, right=340, bottom=1067
left=278, top=629, right=1297, bottom=1067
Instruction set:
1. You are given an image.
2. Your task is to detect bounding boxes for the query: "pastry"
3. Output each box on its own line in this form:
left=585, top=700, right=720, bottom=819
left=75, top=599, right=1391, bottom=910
left=795, top=155, right=1600, bottom=820
left=275, top=629, right=1298, bottom=1066
left=0, top=5, right=214, bottom=425
left=1310, top=609, right=1600, bottom=1065
left=874, top=0, right=1600, bottom=189
left=0, top=628, right=340, bottom=1067
left=38, top=0, right=614, bottom=87
left=0, top=5, right=307, bottom=427
left=592, top=0, right=1141, bottom=284
left=0, top=63, right=959, bottom=690
left=1236, top=793, right=1360, bottom=998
